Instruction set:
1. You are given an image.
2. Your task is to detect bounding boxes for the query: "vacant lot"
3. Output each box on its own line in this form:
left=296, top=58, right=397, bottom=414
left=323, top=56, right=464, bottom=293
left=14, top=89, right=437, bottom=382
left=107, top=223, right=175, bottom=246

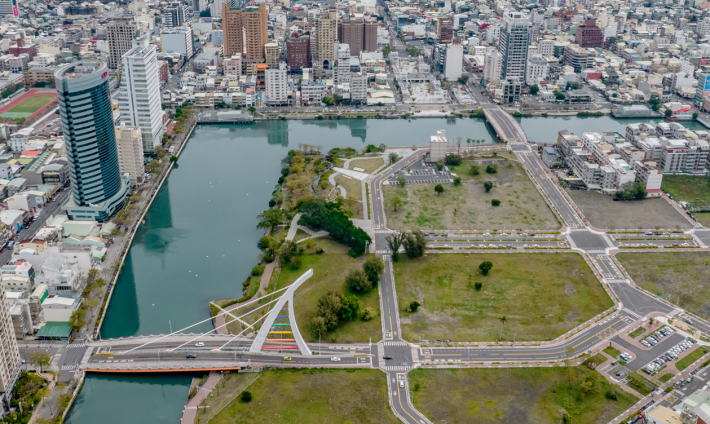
left=208, top=369, right=398, bottom=424
left=616, top=252, right=710, bottom=318
left=393, top=253, right=612, bottom=342
left=271, top=247, right=382, bottom=343
left=349, top=157, right=384, bottom=174
left=0, top=95, right=55, bottom=119
left=662, top=175, right=710, bottom=209
left=409, top=367, right=637, bottom=424
left=384, top=160, right=559, bottom=231
left=567, top=190, right=691, bottom=230
left=197, top=372, right=259, bottom=424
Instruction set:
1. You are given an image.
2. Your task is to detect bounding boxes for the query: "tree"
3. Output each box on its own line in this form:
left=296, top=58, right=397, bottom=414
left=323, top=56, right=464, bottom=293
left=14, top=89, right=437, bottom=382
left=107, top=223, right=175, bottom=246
left=458, top=75, right=469, bottom=84
left=486, top=163, right=498, bottom=174
left=474, top=282, right=482, bottom=291
left=397, top=177, right=407, bottom=187
left=322, top=96, right=334, bottom=106
left=453, top=176, right=461, bottom=186
left=339, top=295, right=360, bottom=320
left=444, top=155, right=462, bottom=166
left=484, top=181, right=494, bottom=192
left=470, top=164, right=480, bottom=176
left=361, top=307, right=375, bottom=321
left=434, top=184, right=444, bottom=195
left=693, top=112, right=699, bottom=120
left=615, top=181, right=647, bottom=200
left=363, top=255, right=384, bottom=285
left=31, top=352, right=51, bottom=372
left=68, top=309, right=86, bottom=332
left=409, top=301, right=421, bottom=312
left=403, top=230, right=427, bottom=258
left=83, top=298, right=99, bottom=319
left=199, top=9, right=211, bottom=17
left=333, top=93, right=343, bottom=105
left=346, top=269, right=372, bottom=292
left=435, top=161, right=444, bottom=171
left=389, top=152, right=399, bottom=164
left=241, top=391, right=253, bottom=402
left=479, top=261, right=493, bottom=275
left=389, top=194, right=403, bottom=212
left=386, top=231, right=405, bottom=261
left=317, top=291, right=343, bottom=330
left=665, top=109, right=672, bottom=117
left=499, top=316, right=507, bottom=340
left=256, top=208, right=284, bottom=229
left=311, top=316, right=328, bottom=337
left=491, top=199, right=501, bottom=206
left=529, top=84, right=539, bottom=95
left=248, top=106, right=257, bottom=114
left=279, top=240, right=297, bottom=264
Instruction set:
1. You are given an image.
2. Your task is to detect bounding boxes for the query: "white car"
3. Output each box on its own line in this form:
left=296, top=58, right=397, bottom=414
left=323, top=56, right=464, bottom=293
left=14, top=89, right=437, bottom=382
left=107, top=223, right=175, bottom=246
left=195, top=342, right=205, bottom=347
left=331, top=357, right=341, bottom=362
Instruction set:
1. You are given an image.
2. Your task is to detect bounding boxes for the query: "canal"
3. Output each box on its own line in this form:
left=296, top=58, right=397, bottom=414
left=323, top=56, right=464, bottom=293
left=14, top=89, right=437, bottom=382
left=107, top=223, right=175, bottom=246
left=71, top=115, right=701, bottom=422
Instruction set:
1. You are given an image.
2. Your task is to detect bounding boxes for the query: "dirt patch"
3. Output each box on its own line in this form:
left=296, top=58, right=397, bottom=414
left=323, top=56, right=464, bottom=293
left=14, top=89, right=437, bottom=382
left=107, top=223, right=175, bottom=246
left=566, top=190, right=691, bottom=230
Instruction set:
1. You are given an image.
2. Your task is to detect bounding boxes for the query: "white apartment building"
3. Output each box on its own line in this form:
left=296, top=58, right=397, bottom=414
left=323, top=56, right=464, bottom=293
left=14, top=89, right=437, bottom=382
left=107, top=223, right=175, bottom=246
left=430, top=130, right=447, bottom=162
left=34, top=254, right=82, bottom=295
left=698, top=17, right=710, bottom=37
left=444, top=38, right=463, bottom=82
left=351, top=72, right=367, bottom=103
left=627, top=123, right=710, bottom=175
left=163, top=2, right=188, bottom=27
left=223, top=54, right=242, bottom=76
left=539, top=39, right=554, bottom=57
left=526, top=55, right=548, bottom=85
left=0, top=284, right=21, bottom=394
left=161, top=27, right=194, bottom=58
left=498, top=12, right=531, bottom=82
left=265, top=62, right=288, bottom=106
left=115, top=126, right=145, bottom=186
left=35, top=53, right=55, bottom=67
left=483, top=48, right=503, bottom=85
left=8, top=128, right=33, bottom=153
left=119, top=38, right=164, bottom=154
left=485, top=23, right=500, bottom=44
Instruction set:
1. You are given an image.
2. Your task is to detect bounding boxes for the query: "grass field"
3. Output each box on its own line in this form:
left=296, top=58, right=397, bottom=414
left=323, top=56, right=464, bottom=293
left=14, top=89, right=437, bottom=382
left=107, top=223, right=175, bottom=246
left=393, top=253, right=613, bottom=342
left=270, top=242, right=382, bottom=343
left=383, top=160, right=559, bottom=231
left=628, top=327, right=646, bottom=339
left=349, top=158, right=384, bottom=174
left=567, top=190, right=691, bottom=230
left=603, top=346, right=621, bottom=358
left=333, top=174, right=363, bottom=218
left=662, top=175, right=710, bottom=208
left=659, top=373, right=674, bottom=383
left=676, top=347, right=709, bottom=371
left=0, top=95, right=55, bottom=119
left=409, top=367, right=637, bottom=424
left=696, top=213, right=710, bottom=228
left=206, top=369, right=398, bottom=424
left=616, top=252, right=710, bottom=318
left=196, top=372, right=260, bottom=424
left=627, top=373, right=655, bottom=396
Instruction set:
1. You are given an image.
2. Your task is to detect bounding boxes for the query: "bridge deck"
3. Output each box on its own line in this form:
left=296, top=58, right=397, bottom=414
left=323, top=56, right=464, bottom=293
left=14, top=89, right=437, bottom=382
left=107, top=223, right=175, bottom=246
left=84, top=366, right=242, bottom=373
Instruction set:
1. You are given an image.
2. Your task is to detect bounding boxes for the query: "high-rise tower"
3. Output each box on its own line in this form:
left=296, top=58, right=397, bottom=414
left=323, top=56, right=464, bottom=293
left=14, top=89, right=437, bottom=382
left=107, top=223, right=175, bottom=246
left=498, top=11, right=531, bottom=82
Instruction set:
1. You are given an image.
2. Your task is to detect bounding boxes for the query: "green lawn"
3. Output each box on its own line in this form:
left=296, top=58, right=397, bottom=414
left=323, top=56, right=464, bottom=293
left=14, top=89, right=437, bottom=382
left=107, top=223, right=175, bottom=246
left=628, top=327, right=646, bottom=339
left=206, top=369, right=399, bottom=424
left=270, top=242, right=382, bottom=343
left=0, top=95, right=55, bottom=119
left=383, top=160, right=559, bottom=231
left=662, top=175, right=710, bottom=208
left=393, top=253, right=613, bottom=342
left=587, top=353, right=608, bottom=367
left=696, top=213, right=710, bottom=228
left=349, top=157, right=384, bottom=174
left=603, top=346, right=621, bottom=358
left=409, top=367, right=637, bottom=424
left=196, top=372, right=259, bottom=424
left=616, top=252, right=710, bottom=319
left=676, top=346, right=709, bottom=371
left=659, top=373, right=674, bottom=383
left=626, top=373, right=655, bottom=396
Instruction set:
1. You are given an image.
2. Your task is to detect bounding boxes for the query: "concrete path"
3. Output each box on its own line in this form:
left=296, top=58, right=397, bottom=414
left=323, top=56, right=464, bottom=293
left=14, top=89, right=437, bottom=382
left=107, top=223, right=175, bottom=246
left=180, top=371, right=223, bottom=424
left=286, top=213, right=303, bottom=241
left=328, top=173, right=347, bottom=197
left=331, top=167, right=370, bottom=181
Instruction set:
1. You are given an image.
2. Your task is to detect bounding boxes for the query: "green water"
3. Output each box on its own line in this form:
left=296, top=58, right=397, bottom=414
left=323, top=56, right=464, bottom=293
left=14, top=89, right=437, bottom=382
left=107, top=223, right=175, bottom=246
left=65, top=373, right=192, bottom=424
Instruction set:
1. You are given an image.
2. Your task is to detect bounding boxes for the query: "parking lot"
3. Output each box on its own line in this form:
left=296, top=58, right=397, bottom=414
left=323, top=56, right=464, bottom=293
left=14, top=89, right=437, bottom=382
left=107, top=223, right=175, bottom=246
left=386, top=158, right=454, bottom=185
left=607, top=331, right=686, bottom=381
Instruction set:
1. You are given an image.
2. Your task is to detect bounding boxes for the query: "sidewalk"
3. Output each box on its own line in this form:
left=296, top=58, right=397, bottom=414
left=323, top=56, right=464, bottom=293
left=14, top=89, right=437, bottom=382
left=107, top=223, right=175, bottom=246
left=180, top=371, right=223, bottom=424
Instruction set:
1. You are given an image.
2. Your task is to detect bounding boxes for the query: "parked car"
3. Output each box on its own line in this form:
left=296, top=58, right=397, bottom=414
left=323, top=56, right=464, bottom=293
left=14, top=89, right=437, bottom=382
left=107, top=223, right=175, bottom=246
left=186, top=354, right=197, bottom=359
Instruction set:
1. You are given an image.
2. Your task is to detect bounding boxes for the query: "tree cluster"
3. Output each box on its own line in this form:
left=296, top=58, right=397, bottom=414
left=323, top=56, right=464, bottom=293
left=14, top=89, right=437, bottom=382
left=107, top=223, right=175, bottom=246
left=444, top=155, right=462, bottom=166
left=298, top=199, right=371, bottom=254
left=311, top=291, right=361, bottom=336
left=615, top=181, right=647, bottom=200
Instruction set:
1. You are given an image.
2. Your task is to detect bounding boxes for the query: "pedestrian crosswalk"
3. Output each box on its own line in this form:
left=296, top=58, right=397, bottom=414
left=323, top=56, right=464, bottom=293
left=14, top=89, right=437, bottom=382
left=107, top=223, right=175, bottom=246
left=384, top=341, right=409, bottom=347
left=66, top=342, right=85, bottom=348
left=60, top=365, right=76, bottom=371
left=384, top=365, right=409, bottom=371
left=606, top=279, right=628, bottom=284
left=376, top=250, right=392, bottom=254
left=623, top=308, right=642, bottom=319
left=374, top=230, right=392, bottom=234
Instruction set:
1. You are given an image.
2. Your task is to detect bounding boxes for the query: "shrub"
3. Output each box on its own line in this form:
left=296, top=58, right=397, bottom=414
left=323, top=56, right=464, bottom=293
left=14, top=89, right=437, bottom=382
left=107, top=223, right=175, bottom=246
left=444, top=155, right=462, bottom=166
left=484, top=181, right=494, bottom=192
left=491, top=199, right=501, bottom=206
left=251, top=264, right=265, bottom=276
left=470, top=165, right=480, bottom=176
left=289, top=256, right=302, bottom=270
left=409, top=301, right=421, bottom=312
left=479, top=261, right=493, bottom=275
left=241, top=391, right=253, bottom=402
left=316, top=248, right=325, bottom=254
left=474, top=282, right=482, bottom=291
left=453, top=176, right=461, bottom=186
left=363, top=255, right=384, bottom=285
left=346, top=269, right=372, bottom=292
left=486, top=163, right=498, bottom=174
left=361, top=307, right=375, bottom=321
left=259, top=236, right=270, bottom=249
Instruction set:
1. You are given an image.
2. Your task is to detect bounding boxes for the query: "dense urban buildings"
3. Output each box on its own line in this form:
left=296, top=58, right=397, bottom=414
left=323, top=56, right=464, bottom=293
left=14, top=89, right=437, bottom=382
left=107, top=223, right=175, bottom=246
left=106, top=18, right=138, bottom=70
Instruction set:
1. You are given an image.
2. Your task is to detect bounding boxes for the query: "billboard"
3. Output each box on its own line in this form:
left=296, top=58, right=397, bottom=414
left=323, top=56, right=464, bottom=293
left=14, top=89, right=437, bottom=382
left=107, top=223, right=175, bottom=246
left=12, top=0, right=18, bottom=16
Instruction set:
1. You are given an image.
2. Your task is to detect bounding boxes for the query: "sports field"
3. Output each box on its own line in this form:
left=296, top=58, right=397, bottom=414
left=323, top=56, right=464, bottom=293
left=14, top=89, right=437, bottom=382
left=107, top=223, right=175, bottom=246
left=0, top=95, right=56, bottom=119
